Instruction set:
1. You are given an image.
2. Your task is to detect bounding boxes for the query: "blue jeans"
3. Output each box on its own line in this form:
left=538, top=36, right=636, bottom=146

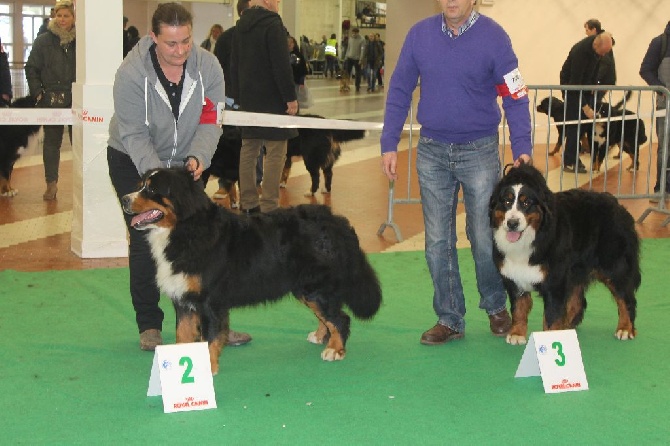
left=416, top=134, right=507, bottom=333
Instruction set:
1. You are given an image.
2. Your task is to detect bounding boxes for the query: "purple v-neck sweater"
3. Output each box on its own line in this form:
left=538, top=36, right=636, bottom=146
left=381, top=13, right=531, bottom=159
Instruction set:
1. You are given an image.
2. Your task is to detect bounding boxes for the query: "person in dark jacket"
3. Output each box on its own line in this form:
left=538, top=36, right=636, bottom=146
left=559, top=32, right=613, bottom=173
left=0, top=37, right=11, bottom=105
left=230, top=0, right=298, bottom=213
left=288, top=35, right=308, bottom=99
left=640, top=21, right=670, bottom=199
left=25, top=0, right=76, bottom=200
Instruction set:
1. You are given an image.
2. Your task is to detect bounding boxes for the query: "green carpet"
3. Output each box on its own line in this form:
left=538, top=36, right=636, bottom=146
left=1, top=240, right=670, bottom=444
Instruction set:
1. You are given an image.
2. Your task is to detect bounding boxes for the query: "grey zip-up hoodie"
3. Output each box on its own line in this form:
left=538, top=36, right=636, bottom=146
left=107, top=35, right=224, bottom=174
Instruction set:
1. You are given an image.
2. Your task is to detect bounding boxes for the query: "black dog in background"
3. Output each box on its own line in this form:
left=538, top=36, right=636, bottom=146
left=536, top=92, right=647, bottom=171
left=0, top=96, right=41, bottom=197
left=202, top=115, right=367, bottom=205
left=201, top=125, right=241, bottom=208
left=536, top=96, right=593, bottom=156
left=283, top=114, right=366, bottom=196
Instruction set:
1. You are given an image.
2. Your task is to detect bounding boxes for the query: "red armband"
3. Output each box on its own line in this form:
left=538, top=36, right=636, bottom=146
left=199, top=97, right=218, bottom=124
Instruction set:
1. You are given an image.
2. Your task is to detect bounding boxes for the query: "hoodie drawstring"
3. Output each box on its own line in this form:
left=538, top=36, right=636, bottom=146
left=144, top=77, right=149, bottom=126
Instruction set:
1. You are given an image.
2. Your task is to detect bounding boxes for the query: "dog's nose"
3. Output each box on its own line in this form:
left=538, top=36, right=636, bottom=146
left=506, top=218, right=520, bottom=231
left=121, top=194, right=132, bottom=214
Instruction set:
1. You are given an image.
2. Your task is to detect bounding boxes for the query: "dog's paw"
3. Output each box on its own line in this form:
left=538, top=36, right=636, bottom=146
left=614, top=329, right=635, bottom=340
left=0, top=188, right=18, bottom=197
left=321, top=347, right=345, bottom=361
left=506, top=334, right=527, bottom=345
left=307, top=330, right=325, bottom=344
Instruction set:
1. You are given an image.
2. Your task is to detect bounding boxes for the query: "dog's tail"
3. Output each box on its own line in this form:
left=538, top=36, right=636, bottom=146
left=344, top=251, right=382, bottom=319
left=345, top=256, right=382, bottom=320
left=609, top=90, right=633, bottom=112
left=330, top=129, right=366, bottom=143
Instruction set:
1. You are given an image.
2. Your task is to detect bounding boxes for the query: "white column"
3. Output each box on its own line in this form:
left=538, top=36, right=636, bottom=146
left=70, top=0, right=128, bottom=258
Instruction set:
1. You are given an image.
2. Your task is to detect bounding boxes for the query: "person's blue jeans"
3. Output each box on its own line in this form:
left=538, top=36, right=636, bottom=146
left=416, top=134, right=507, bottom=333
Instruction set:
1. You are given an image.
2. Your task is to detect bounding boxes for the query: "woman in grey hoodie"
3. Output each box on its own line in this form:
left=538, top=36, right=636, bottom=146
left=106, top=3, right=250, bottom=352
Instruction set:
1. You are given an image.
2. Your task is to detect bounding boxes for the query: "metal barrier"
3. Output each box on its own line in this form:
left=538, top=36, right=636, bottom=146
left=378, top=84, right=670, bottom=242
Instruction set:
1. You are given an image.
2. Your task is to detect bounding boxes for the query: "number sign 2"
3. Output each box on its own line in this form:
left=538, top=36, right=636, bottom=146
left=147, top=342, right=217, bottom=413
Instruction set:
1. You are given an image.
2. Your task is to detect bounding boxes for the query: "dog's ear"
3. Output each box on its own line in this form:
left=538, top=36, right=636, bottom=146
left=489, top=183, right=502, bottom=228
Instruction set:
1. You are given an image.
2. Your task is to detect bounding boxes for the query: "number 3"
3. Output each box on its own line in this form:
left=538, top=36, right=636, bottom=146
left=552, top=341, right=566, bottom=367
left=180, top=356, right=195, bottom=383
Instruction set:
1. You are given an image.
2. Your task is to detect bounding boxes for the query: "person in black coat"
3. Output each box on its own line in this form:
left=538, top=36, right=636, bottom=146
left=230, top=0, right=298, bottom=213
left=0, top=38, right=12, bottom=105
left=559, top=32, right=613, bottom=173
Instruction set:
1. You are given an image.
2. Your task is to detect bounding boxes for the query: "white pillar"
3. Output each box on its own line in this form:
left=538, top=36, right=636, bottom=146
left=70, top=0, right=128, bottom=258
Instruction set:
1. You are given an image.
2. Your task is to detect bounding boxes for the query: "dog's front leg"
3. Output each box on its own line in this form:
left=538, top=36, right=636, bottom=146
left=507, top=292, right=532, bottom=345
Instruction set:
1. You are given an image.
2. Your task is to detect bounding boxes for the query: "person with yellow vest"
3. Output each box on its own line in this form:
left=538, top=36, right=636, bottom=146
left=325, top=33, right=338, bottom=78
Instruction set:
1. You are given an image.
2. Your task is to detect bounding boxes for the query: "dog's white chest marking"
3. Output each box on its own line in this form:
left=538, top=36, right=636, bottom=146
left=500, top=255, right=543, bottom=292
left=147, top=229, right=192, bottom=306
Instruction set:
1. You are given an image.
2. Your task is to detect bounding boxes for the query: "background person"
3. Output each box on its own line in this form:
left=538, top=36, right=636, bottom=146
left=640, top=21, right=670, bottom=201
left=343, top=27, right=364, bottom=92
left=0, top=37, right=11, bottom=105
left=25, top=0, right=76, bottom=200
left=559, top=32, right=613, bottom=173
left=380, top=0, right=531, bottom=345
left=230, top=0, right=298, bottom=214
left=106, top=2, right=249, bottom=351
left=201, top=23, right=223, bottom=53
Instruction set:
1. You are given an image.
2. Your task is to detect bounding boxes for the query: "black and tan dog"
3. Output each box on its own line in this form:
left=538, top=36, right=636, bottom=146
left=0, top=96, right=41, bottom=197
left=122, top=168, right=382, bottom=374
left=489, top=164, right=640, bottom=345
left=283, top=116, right=366, bottom=196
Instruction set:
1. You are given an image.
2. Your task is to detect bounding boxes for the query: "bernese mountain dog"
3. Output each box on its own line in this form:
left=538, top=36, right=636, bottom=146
left=122, top=168, right=382, bottom=374
left=489, top=164, right=640, bottom=345
left=283, top=119, right=366, bottom=197
left=0, top=96, right=42, bottom=197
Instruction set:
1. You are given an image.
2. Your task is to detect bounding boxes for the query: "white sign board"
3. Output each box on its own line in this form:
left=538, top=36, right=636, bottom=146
left=515, top=329, right=589, bottom=393
left=147, top=342, right=217, bottom=413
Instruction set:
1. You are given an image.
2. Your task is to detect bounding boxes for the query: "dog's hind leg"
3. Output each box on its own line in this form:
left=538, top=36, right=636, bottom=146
left=604, top=282, right=637, bottom=340
left=175, top=305, right=202, bottom=343
left=565, top=289, right=587, bottom=328
left=322, top=166, right=333, bottom=194
left=507, top=292, right=533, bottom=345
left=300, top=297, right=349, bottom=361
left=200, top=308, right=230, bottom=375
left=304, top=167, right=320, bottom=197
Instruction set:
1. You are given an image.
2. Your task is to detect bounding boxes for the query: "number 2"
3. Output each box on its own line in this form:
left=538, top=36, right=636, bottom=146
left=552, top=341, right=566, bottom=367
left=180, top=356, right=195, bottom=384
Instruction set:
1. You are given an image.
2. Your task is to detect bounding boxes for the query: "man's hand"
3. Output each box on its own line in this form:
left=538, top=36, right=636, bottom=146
left=286, top=100, right=298, bottom=116
left=381, top=151, right=398, bottom=181
left=582, top=104, right=595, bottom=119
left=514, top=154, right=532, bottom=167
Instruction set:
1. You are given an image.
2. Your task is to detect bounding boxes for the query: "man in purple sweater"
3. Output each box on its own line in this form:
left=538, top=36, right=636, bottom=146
left=381, top=0, right=532, bottom=345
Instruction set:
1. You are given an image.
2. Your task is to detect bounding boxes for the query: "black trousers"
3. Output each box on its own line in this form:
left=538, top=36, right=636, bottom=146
left=562, top=92, right=590, bottom=167
left=107, top=147, right=163, bottom=333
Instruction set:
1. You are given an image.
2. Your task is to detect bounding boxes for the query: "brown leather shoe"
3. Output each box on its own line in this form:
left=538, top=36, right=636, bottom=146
left=227, top=330, right=252, bottom=346
left=488, top=310, right=512, bottom=337
left=139, top=329, right=163, bottom=351
left=420, top=324, right=464, bottom=345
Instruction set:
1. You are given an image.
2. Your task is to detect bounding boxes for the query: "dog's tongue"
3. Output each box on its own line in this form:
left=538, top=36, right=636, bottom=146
left=507, top=231, right=522, bottom=243
left=131, top=210, right=162, bottom=228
